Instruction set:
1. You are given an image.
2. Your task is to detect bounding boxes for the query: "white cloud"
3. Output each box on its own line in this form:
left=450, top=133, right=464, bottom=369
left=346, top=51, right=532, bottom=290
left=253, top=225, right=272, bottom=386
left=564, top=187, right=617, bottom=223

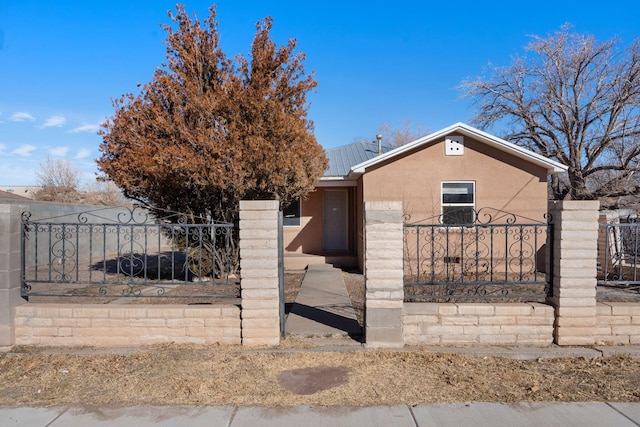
left=10, top=112, right=36, bottom=122
left=74, top=148, right=91, bottom=159
left=0, top=143, right=5, bottom=154
left=70, top=124, right=100, bottom=134
left=12, top=144, right=37, bottom=156
left=49, top=146, right=69, bottom=157
left=42, top=115, right=66, bottom=128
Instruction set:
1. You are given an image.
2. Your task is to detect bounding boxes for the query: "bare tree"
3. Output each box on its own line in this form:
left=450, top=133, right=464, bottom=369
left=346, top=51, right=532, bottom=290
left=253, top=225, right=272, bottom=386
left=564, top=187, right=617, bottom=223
left=82, top=180, right=129, bottom=206
left=460, top=25, right=640, bottom=208
left=353, top=119, right=429, bottom=148
left=377, top=119, right=430, bottom=147
left=33, top=156, right=81, bottom=203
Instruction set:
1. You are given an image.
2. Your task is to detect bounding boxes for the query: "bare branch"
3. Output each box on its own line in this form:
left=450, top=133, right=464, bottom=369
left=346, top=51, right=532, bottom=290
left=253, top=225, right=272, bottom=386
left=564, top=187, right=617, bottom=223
left=460, top=25, right=640, bottom=205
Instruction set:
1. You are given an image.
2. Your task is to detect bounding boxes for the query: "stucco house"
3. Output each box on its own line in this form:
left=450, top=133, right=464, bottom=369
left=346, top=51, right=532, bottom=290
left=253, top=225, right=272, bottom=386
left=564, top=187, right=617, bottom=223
left=283, top=122, right=568, bottom=270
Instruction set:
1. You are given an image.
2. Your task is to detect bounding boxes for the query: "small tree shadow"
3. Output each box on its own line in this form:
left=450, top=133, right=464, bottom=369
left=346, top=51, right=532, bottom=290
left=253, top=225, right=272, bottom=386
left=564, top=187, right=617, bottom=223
left=91, top=251, right=198, bottom=281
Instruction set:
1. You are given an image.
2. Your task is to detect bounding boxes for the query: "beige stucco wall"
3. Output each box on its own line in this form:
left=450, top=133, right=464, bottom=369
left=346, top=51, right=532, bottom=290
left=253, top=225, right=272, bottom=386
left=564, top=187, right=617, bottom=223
left=361, top=134, right=549, bottom=223
left=283, top=188, right=324, bottom=255
left=283, top=134, right=550, bottom=268
left=283, top=187, right=357, bottom=256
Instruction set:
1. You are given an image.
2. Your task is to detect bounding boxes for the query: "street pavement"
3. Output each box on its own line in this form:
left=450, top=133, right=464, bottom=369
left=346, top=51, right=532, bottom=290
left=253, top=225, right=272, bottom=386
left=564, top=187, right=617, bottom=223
left=2, top=402, right=640, bottom=426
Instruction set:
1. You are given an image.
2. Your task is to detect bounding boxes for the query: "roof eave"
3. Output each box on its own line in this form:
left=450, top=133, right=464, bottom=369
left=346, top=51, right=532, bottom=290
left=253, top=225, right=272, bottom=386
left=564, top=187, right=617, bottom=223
left=349, top=122, right=569, bottom=175
left=317, top=176, right=358, bottom=187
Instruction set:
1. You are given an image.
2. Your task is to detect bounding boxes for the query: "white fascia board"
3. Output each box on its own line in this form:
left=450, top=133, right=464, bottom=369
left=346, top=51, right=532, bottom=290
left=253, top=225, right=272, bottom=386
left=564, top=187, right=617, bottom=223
left=316, top=177, right=357, bottom=187
left=348, top=122, right=568, bottom=177
left=456, top=124, right=568, bottom=174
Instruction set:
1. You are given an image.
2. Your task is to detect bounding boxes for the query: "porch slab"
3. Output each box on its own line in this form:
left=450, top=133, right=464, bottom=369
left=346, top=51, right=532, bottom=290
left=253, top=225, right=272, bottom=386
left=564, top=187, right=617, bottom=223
left=285, top=264, right=361, bottom=338
left=284, top=254, right=358, bottom=270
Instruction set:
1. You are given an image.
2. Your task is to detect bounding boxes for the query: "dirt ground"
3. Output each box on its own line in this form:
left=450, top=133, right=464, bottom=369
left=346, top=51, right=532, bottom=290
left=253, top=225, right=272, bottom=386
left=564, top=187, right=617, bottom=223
left=4, top=268, right=639, bottom=407
left=0, top=271, right=640, bottom=406
left=1, top=344, right=639, bottom=407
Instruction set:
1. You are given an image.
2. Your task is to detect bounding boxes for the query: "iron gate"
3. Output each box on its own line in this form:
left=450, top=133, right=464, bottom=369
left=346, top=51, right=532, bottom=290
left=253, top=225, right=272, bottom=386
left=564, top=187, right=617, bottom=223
left=403, top=208, right=553, bottom=301
left=21, top=207, right=239, bottom=300
left=598, top=215, right=640, bottom=298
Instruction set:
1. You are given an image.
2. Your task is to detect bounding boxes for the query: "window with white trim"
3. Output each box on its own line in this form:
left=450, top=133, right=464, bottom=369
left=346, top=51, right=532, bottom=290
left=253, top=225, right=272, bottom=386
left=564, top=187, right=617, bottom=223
left=441, top=182, right=475, bottom=224
left=283, top=199, right=301, bottom=226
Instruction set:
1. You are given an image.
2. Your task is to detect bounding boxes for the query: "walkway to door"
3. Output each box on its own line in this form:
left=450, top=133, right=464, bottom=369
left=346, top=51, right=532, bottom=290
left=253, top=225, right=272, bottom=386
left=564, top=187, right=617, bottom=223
left=284, top=264, right=361, bottom=338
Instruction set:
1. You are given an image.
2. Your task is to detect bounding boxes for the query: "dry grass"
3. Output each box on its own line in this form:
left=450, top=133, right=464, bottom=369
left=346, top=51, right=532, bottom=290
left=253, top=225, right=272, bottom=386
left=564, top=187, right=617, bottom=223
left=1, top=345, right=639, bottom=407
left=7, top=267, right=639, bottom=407
left=10, top=271, right=640, bottom=406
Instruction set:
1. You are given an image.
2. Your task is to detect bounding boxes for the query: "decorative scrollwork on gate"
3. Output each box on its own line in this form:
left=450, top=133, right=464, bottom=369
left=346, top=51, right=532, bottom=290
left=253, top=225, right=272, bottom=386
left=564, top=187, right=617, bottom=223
left=404, top=209, right=551, bottom=301
left=20, top=207, right=238, bottom=299
left=50, top=224, right=77, bottom=282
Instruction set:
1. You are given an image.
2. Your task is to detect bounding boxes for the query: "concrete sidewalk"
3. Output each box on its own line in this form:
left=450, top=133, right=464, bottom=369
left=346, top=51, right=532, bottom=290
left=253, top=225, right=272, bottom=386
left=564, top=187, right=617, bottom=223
left=284, top=264, right=361, bottom=338
left=2, top=402, right=639, bottom=426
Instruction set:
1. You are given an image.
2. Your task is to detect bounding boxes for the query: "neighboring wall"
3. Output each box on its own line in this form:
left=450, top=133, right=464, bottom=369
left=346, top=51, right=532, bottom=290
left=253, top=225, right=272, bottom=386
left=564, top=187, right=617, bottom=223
left=18, top=201, right=166, bottom=270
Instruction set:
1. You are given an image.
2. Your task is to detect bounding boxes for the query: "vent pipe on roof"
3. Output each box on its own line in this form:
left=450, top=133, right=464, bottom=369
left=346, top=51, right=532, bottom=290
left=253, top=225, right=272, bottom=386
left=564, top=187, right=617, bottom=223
left=376, top=134, right=383, bottom=155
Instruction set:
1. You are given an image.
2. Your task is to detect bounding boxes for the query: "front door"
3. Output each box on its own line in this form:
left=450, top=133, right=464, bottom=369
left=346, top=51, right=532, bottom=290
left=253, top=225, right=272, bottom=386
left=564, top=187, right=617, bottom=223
left=323, top=190, right=348, bottom=252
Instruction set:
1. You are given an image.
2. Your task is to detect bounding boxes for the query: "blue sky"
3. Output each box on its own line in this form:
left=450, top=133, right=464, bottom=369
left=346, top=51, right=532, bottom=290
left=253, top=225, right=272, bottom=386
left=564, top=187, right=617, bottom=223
left=1, top=1, right=639, bottom=186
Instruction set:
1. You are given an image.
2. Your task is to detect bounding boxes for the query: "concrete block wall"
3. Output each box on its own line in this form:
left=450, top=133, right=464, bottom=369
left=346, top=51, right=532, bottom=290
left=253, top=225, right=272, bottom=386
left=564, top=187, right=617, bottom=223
left=596, top=302, right=640, bottom=345
left=548, top=200, right=600, bottom=345
left=13, top=304, right=241, bottom=346
left=15, top=202, right=163, bottom=269
left=0, top=202, right=27, bottom=346
left=239, top=200, right=281, bottom=346
left=403, top=303, right=554, bottom=346
left=364, top=201, right=404, bottom=348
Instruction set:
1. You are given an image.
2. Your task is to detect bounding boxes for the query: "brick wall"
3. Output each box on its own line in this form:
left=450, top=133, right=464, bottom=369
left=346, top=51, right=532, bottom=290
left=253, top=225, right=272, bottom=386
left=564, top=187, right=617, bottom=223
left=0, top=202, right=26, bottom=346
left=548, top=200, right=600, bottom=345
left=364, top=201, right=404, bottom=348
left=238, top=200, right=281, bottom=346
left=596, top=302, right=640, bottom=345
left=14, top=304, right=241, bottom=347
left=404, top=303, right=554, bottom=346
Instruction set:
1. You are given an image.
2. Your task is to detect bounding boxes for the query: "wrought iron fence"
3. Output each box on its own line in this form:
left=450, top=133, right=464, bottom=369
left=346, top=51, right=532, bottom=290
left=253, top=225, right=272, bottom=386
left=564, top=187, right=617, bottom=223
left=21, top=207, right=239, bottom=300
left=598, top=215, right=640, bottom=299
left=403, top=208, right=552, bottom=301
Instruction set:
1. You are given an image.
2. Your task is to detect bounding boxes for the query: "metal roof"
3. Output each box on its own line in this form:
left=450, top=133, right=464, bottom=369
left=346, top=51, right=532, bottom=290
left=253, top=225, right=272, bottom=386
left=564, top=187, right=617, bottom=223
left=324, top=140, right=394, bottom=177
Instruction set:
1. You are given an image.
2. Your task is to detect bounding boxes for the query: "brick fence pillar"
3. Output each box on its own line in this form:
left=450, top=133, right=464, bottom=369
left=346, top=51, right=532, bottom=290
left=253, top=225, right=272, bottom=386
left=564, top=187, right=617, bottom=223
left=0, top=203, right=26, bottom=347
left=239, top=200, right=280, bottom=346
left=548, top=200, right=600, bottom=345
left=364, top=201, right=404, bottom=348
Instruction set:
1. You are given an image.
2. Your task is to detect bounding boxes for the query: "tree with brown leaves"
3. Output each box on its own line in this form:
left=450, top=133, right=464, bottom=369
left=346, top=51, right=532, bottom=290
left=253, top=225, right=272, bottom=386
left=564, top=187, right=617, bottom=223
left=98, top=5, right=326, bottom=224
left=461, top=25, right=640, bottom=208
